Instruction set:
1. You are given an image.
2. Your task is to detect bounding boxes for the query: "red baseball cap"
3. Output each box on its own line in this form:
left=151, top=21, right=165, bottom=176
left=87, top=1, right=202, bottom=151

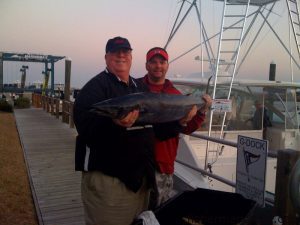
left=146, top=47, right=169, bottom=61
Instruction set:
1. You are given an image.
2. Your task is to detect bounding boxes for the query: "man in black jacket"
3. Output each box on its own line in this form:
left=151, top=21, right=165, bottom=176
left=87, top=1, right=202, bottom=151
left=73, top=37, right=196, bottom=225
left=252, top=100, right=272, bottom=139
left=246, top=100, right=272, bottom=139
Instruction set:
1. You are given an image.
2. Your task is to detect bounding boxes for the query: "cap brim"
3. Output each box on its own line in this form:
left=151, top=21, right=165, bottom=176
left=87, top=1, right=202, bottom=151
left=146, top=48, right=169, bottom=61
left=147, top=53, right=168, bottom=61
left=110, top=45, right=132, bottom=52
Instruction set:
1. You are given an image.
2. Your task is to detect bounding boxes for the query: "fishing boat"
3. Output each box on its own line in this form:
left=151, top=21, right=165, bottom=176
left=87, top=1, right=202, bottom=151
left=155, top=0, right=300, bottom=223
left=171, top=77, right=300, bottom=192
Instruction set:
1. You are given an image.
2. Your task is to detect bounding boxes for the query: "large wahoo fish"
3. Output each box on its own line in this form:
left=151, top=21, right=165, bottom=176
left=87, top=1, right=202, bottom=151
left=91, top=92, right=204, bottom=124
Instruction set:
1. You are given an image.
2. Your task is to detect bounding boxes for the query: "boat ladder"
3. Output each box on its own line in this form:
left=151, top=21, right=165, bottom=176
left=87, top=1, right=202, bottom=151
left=205, top=0, right=251, bottom=170
left=286, top=0, right=300, bottom=60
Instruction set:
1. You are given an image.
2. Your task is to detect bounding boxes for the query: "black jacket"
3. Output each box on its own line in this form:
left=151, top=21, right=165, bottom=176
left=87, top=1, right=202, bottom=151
left=74, top=70, right=180, bottom=192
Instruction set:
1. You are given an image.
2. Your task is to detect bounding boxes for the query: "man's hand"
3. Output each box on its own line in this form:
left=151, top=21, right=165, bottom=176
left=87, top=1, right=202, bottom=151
left=199, top=94, right=212, bottom=113
left=113, top=110, right=139, bottom=128
left=179, top=94, right=212, bottom=126
left=179, top=105, right=197, bottom=126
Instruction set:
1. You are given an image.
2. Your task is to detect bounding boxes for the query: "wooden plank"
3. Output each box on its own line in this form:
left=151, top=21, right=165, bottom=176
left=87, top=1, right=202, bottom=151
left=14, top=108, right=85, bottom=225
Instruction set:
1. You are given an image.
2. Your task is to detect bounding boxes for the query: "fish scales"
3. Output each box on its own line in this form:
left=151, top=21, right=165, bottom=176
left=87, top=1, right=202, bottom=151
left=91, top=92, right=204, bottom=124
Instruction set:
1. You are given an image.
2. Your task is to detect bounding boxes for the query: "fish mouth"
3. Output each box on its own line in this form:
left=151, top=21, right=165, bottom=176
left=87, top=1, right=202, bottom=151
left=90, top=105, right=141, bottom=120
left=90, top=108, right=112, bottom=117
left=90, top=104, right=119, bottom=117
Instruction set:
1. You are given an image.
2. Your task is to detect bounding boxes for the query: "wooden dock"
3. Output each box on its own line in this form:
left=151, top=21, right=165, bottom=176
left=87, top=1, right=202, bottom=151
left=14, top=108, right=85, bottom=225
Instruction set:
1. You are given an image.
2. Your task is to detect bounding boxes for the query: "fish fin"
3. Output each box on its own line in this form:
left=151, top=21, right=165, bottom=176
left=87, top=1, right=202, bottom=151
left=117, top=105, right=140, bottom=119
left=89, top=108, right=101, bottom=114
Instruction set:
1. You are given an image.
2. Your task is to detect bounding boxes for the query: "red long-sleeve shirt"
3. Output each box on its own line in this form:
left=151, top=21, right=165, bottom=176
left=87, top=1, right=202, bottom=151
left=140, top=75, right=206, bottom=174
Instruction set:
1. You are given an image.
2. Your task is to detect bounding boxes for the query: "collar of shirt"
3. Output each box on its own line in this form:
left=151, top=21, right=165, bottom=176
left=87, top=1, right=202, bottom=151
left=143, top=74, right=173, bottom=93
left=105, top=68, right=137, bottom=88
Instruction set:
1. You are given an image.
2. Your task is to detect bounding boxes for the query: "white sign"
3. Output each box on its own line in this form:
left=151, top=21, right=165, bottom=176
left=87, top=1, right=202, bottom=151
left=211, top=99, right=232, bottom=112
left=236, top=135, right=268, bottom=206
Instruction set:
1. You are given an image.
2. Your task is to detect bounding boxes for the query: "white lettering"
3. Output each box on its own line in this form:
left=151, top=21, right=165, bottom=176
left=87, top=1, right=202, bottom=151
left=24, top=54, right=47, bottom=60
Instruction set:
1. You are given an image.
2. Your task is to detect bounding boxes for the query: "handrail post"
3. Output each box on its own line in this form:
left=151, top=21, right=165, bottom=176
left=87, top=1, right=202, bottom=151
left=51, top=97, right=54, bottom=115
left=66, top=101, right=70, bottom=124
left=32, top=93, right=35, bottom=107
left=62, top=100, right=70, bottom=124
left=34, top=94, right=42, bottom=108
left=55, top=98, right=60, bottom=119
left=62, top=100, right=66, bottom=123
left=42, top=95, right=46, bottom=110
left=69, top=102, right=74, bottom=128
left=46, top=96, right=50, bottom=113
left=273, top=149, right=300, bottom=224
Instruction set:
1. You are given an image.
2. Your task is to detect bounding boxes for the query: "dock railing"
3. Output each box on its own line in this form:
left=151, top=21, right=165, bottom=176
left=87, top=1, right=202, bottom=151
left=32, top=93, right=74, bottom=128
left=176, top=132, right=276, bottom=205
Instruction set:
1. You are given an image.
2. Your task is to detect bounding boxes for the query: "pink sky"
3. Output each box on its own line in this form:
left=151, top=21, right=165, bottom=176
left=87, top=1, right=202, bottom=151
left=1, top=0, right=299, bottom=88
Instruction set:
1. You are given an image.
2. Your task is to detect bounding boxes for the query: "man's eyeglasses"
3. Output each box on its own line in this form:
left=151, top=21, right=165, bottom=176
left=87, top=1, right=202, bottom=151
left=109, top=49, right=132, bottom=55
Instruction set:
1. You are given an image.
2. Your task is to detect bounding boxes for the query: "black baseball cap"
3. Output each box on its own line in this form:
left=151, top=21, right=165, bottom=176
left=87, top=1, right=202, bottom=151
left=105, top=36, right=132, bottom=53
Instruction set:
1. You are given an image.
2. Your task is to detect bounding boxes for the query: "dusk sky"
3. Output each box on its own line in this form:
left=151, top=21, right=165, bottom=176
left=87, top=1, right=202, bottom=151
left=1, top=0, right=299, bottom=88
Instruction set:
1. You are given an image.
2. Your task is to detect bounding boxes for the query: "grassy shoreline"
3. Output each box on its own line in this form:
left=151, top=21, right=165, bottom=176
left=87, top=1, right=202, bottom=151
left=0, top=111, right=38, bottom=225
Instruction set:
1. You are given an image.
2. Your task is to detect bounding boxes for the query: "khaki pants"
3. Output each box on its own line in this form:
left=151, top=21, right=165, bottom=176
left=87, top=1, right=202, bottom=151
left=81, top=171, right=149, bottom=225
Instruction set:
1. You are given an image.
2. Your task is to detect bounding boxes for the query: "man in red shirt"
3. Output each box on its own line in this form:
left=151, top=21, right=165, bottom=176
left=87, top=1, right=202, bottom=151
left=138, top=47, right=212, bottom=207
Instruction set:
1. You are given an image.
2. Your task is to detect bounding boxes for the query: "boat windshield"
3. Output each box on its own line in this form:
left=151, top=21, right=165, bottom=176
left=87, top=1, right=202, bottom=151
left=174, top=83, right=299, bottom=132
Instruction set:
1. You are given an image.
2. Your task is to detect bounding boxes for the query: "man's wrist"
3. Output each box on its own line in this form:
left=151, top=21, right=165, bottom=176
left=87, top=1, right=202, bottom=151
left=197, top=110, right=206, bottom=116
left=179, top=121, right=187, bottom=127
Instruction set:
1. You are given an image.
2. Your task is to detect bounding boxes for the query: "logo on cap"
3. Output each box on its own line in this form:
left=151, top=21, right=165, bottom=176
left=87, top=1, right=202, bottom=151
left=106, top=36, right=132, bottom=53
left=115, top=39, right=125, bottom=44
left=146, top=47, right=169, bottom=61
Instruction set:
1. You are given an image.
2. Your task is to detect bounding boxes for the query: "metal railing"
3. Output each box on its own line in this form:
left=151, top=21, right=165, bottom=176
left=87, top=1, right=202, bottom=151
left=176, top=132, right=276, bottom=205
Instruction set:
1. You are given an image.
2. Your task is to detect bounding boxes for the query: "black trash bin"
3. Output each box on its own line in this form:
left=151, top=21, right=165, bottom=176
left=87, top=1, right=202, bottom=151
left=154, top=188, right=256, bottom=225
